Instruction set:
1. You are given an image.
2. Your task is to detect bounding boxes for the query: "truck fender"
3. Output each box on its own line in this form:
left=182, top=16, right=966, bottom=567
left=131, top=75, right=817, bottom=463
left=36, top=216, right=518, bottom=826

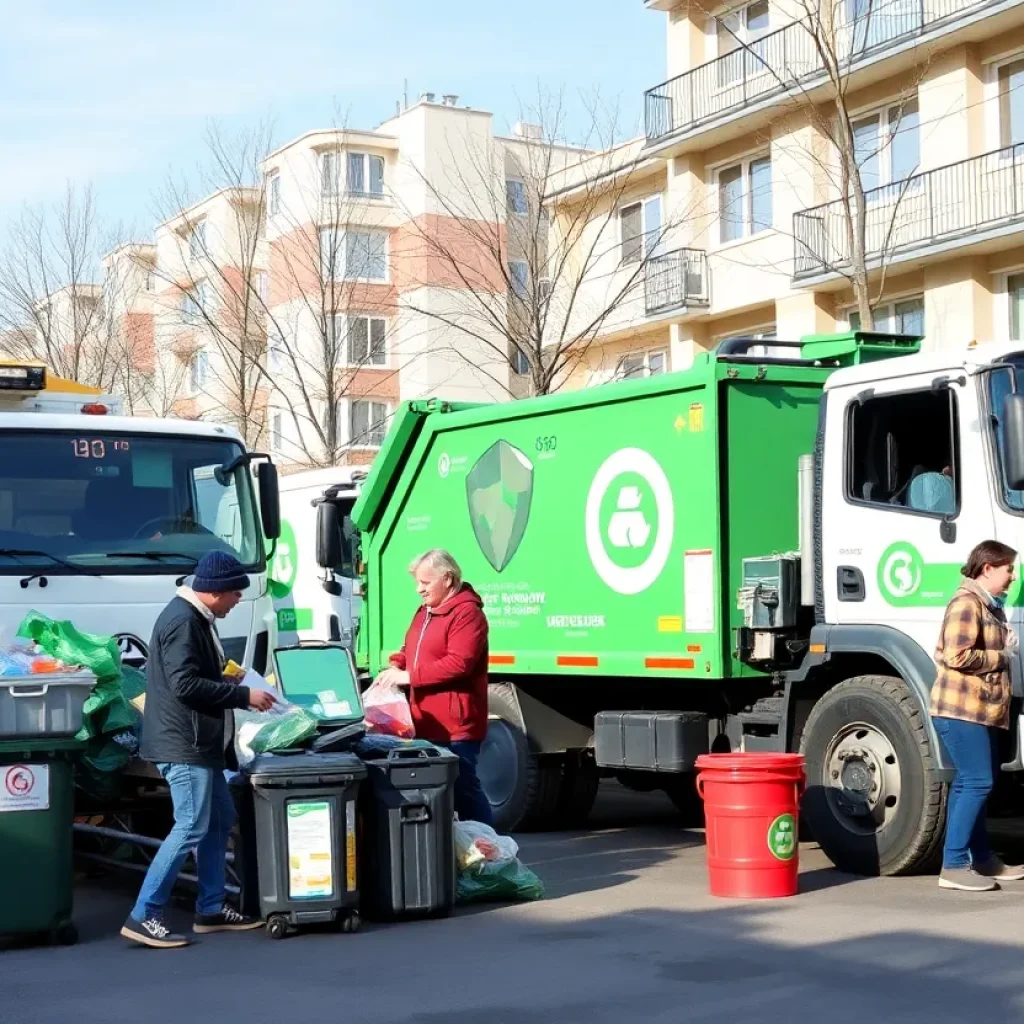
left=786, top=623, right=953, bottom=778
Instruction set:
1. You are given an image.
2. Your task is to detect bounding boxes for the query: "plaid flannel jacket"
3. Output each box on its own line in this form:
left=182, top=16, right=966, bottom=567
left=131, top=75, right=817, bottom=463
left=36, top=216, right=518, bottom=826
left=931, top=578, right=1012, bottom=729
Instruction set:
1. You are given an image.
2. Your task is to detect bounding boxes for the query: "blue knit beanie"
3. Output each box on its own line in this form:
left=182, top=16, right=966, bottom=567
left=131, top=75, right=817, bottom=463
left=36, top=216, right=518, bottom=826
left=193, top=550, right=251, bottom=594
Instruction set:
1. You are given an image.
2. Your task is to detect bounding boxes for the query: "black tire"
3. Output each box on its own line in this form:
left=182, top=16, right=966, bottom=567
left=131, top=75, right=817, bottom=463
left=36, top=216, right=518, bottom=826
left=342, top=913, right=361, bottom=934
left=556, top=752, right=599, bottom=828
left=267, top=916, right=289, bottom=940
left=481, top=683, right=562, bottom=832
left=799, top=674, right=946, bottom=876
left=664, top=774, right=705, bottom=828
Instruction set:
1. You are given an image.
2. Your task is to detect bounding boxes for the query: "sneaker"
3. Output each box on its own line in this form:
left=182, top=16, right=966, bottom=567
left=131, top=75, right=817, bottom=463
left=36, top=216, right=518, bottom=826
left=121, top=915, right=190, bottom=948
left=973, top=856, right=1024, bottom=881
left=193, top=905, right=263, bottom=934
left=938, top=866, right=999, bottom=892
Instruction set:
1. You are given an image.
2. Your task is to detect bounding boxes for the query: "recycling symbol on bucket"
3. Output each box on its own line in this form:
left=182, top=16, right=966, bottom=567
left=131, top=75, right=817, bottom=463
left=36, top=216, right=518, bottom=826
left=767, top=813, right=797, bottom=860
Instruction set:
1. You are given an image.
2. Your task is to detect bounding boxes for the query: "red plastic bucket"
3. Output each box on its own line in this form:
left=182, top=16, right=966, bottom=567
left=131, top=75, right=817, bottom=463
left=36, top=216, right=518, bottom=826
left=695, top=752, right=806, bottom=899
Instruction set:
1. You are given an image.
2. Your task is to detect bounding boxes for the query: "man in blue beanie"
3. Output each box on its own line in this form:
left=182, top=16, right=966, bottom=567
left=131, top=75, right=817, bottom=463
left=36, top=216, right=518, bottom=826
left=122, top=550, right=276, bottom=948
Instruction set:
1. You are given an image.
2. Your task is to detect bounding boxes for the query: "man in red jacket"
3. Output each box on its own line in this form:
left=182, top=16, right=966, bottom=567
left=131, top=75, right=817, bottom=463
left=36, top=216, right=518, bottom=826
left=376, top=548, right=493, bottom=824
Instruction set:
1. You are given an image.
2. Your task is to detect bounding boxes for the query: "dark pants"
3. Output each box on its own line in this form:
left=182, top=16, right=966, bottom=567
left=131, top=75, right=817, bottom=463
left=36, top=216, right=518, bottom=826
left=449, top=740, right=494, bottom=826
left=932, top=716, right=999, bottom=869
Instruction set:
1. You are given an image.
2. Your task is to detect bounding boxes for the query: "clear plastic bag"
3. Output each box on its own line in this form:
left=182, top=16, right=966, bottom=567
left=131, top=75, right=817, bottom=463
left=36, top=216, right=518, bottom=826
left=362, top=679, right=415, bottom=739
left=454, top=819, right=519, bottom=872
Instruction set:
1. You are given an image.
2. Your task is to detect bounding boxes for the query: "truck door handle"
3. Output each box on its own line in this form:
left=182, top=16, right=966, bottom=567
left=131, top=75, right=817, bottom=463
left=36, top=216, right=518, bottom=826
left=837, top=566, right=865, bottom=602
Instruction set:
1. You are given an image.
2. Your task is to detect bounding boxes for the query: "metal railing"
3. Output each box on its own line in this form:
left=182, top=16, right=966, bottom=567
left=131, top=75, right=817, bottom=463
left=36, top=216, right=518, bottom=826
left=644, top=248, right=710, bottom=315
left=645, top=0, right=1014, bottom=142
left=792, top=143, right=1024, bottom=278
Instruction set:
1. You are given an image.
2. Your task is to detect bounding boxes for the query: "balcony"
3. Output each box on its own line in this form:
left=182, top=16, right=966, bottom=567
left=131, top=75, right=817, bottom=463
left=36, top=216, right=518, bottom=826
left=793, top=144, right=1024, bottom=279
left=644, top=248, right=709, bottom=315
left=645, top=0, right=1014, bottom=144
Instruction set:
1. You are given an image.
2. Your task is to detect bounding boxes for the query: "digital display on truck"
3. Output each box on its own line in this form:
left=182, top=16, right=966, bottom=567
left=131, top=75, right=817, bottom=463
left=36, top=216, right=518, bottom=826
left=0, top=430, right=263, bottom=573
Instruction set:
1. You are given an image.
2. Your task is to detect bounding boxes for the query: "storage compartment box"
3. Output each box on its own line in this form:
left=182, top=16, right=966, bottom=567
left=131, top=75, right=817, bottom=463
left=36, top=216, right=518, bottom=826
left=738, top=554, right=801, bottom=630
left=360, top=746, right=458, bottom=921
left=595, top=711, right=709, bottom=772
left=0, top=673, right=95, bottom=741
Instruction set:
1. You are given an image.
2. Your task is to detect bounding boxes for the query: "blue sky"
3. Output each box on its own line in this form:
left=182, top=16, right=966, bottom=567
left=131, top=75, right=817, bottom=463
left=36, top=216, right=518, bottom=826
left=0, top=0, right=663, bottom=240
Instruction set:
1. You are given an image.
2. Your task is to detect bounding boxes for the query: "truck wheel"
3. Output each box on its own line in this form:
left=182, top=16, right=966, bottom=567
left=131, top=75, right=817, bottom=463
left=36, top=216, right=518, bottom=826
left=480, top=683, right=561, bottom=832
left=556, top=752, right=599, bottom=827
left=799, top=674, right=946, bottom=876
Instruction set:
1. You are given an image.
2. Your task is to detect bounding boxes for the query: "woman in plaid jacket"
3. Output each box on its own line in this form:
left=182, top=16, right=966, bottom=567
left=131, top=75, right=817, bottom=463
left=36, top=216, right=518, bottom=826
left=932, top=539, right=1021, bottom=891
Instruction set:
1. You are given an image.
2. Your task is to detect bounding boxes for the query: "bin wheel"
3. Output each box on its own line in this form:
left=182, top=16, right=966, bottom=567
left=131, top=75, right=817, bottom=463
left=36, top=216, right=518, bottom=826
left=54, top=924, right=78, bottom=946
left=266, top=916, right=289, bottom=940
left=340, top=913, right=361, bottom=934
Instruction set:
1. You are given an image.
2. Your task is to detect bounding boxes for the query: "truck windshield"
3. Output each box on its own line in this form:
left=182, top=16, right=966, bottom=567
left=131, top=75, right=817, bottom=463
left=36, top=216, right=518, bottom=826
left=0, top=430, right=262, bottom=573
left=987, top=360, right=1024, bottom=511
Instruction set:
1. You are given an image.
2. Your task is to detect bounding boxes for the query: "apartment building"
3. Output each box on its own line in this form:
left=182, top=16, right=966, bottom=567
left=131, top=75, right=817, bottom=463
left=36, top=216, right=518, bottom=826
left=561, top=0, right=1024, bottom=385
left=261, top=95, right=572, bottom=467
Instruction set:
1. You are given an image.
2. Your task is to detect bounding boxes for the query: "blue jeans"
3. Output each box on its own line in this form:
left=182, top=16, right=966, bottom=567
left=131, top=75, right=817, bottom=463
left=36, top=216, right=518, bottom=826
left=449, top=741, right=494, bottom=826
left=131, top=763, right=236, bottom=922
left=933, top=717, right=999, bottom=869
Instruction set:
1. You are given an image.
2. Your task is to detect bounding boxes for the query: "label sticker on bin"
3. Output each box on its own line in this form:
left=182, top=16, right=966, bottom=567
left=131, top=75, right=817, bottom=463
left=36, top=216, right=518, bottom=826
left=767, top=813, right=796, bottom=861
left=0, top=764, right=49, bottom=813
left=317, top=690, right=353, bottom=719
left=286, top=800, right=334, bottom=899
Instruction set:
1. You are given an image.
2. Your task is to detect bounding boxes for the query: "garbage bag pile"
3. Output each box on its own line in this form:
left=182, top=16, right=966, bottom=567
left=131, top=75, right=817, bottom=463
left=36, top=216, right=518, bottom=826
left=17, top=611, right=141, bottom=801
left=454, top=820, right=544, bottom=903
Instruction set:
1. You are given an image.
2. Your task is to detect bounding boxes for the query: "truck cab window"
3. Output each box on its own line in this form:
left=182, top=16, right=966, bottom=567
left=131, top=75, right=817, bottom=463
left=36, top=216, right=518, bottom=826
left=988, top=364, right=1024, bottom=511
left=847, top=388, right=959, bottom=516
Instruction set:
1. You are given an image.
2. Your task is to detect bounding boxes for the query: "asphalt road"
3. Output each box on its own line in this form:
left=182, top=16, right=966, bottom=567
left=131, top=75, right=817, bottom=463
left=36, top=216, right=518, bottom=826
left=7, top=784, right=1024, bottom=1023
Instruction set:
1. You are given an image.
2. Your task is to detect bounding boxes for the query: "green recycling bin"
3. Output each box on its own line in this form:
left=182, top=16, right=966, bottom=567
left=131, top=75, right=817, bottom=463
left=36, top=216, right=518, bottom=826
left=0, top=738, right=82, bottom=946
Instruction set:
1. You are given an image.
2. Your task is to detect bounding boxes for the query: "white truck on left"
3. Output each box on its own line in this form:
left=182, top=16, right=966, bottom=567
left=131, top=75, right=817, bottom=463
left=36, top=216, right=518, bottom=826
left=0, top=363, right=281, bottom=685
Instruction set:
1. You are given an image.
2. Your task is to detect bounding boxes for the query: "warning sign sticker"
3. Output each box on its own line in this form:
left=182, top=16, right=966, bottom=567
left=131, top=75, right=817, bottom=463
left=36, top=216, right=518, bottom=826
left=0, top=764, right=50, bottom=813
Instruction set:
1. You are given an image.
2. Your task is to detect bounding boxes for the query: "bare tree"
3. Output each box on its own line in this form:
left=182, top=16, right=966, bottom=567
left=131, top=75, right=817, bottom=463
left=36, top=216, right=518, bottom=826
left=0, top=184, right=140, bottom=386
left=398, top=93, right=696, bottom=397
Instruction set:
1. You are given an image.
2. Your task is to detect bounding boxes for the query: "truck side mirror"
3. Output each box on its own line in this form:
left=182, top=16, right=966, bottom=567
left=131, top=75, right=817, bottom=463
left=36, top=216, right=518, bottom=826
left=257, top=462, right=281, bottom=540
left=316, top=501, right=343, bottom=569
left=1004, top=394, right=1024, bottom=491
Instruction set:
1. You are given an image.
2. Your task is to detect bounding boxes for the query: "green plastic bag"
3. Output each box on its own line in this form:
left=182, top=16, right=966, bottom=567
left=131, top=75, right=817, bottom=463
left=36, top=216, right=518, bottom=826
left=249, top=708, right=320, bottom=754
left=456, top=858, right=545, bottom=904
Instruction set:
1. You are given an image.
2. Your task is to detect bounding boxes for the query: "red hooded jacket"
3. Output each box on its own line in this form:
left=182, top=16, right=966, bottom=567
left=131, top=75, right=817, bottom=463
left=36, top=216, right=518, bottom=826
left=389, top=584, right=489, bottom=743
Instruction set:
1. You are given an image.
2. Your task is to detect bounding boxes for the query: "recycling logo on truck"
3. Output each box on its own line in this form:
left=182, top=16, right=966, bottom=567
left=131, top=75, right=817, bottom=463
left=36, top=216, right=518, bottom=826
left=586, top=448, right=674, bottom=595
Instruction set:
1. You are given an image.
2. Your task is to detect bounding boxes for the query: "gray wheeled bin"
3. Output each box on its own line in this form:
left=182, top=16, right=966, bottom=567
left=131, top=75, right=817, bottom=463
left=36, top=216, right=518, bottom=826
left=246, top=751, right=366, bottom=939
left=360, top=746, right=459, bottom=921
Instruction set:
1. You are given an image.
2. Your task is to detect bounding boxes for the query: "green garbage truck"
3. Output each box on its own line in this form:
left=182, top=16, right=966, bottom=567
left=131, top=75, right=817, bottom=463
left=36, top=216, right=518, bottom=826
left=323, top=331, right=1024, bottom=876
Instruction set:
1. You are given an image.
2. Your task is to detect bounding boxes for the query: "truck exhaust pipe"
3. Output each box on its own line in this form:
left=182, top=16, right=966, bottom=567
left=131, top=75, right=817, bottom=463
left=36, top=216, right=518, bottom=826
left=798, top=453, right=814, bottom=606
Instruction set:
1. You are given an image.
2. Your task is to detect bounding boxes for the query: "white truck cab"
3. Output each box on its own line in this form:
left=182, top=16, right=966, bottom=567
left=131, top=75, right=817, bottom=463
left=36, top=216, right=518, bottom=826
left=271, top=466, right=366, bottom=647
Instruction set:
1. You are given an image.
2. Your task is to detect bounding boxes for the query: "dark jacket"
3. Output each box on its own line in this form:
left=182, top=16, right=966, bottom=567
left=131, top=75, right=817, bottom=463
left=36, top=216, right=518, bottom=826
left=389, top=585, right=489, bottom=743
left=140, top=596, right=251, bottom=769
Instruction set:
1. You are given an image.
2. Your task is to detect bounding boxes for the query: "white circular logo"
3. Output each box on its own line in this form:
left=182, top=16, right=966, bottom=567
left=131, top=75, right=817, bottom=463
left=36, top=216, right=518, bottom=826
left=585, top=448, right=674, bottom=595
left=438, top=453, right=451, bottom=479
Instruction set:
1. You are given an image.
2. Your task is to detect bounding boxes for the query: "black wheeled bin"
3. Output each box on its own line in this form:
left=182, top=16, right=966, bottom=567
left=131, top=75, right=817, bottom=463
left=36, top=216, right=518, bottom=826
left=246, top=751, right=366, bottom=939
left=0, top=738, right=83, bottom=946
left=360, top=746, right=459, bottom=921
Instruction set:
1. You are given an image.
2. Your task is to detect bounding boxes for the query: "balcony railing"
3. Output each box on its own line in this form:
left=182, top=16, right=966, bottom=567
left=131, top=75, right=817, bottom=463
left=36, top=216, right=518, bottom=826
left=645, top=0, right=1013, bottom=143
left=644, top=248, right=709, bottom=315
left=793, top=143, right=1024, bottom=278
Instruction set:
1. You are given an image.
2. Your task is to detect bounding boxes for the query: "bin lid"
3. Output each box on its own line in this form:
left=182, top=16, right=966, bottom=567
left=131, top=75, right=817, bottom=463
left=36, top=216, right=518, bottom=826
left=273, top=644, right=363, bottom=724
left=247, top=750, right=367, bottom=782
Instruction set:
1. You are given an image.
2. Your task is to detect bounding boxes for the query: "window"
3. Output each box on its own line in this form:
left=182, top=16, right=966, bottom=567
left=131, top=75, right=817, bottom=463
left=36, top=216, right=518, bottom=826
left=188, top=221, right=207, bottom=261
left=345, top=316, right=387, bottom=366
left=507, top=179, right=528, bottom=216
left=716, top=1, right=771, bottom=87
left=268, top=330, right=285, bottom=372
left=511, top=345, right=530, bottom=375
left=988, top=360, right=1024, bottom=510
left=717, top=327, right=780, bottom=357
left=267, top=173, right=280, bottom=217
left=322, top=152, right=340, bottom=198
left=847, top=387, right=959, bottom=516
left=620, top=196, right=663, bottom=264
left=508, top=260, right=529, bottom=299
left=717, top=156, right=772, bottom=243
left=847, top=296, right=924, bottom=336
left=1000, top=59, right=1024, bottom=147
left=255, top=272, right=268, bottom=305
left=538, top=278, right=552, bottom=303
left=347, top=153, right=385, bottom=196
left=270, top=412, right=283, bottom=453
left=181, top=281, right=210, bottom=324
left=344, top=231, right=388, bottom=281
left=618, top=349, right=668, bottom=380
left=350, top=400, right=389, bottom=447
left=852, top=99, right=920, bottom=193
left=190, top=349, right=210, bottom=393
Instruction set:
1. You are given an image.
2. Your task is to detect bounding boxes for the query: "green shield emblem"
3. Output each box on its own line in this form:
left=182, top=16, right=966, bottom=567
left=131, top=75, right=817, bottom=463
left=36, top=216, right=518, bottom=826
left=466, top=440, right=534, bottom=572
